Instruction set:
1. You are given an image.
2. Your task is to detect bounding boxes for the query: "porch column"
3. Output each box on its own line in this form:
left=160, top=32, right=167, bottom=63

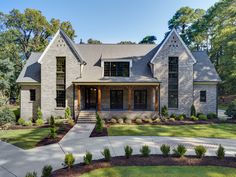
left=77, top=86, right=81, bottom=111
left=154, top=85, right=159, bottom=112
left=128, top=86, right=132, bottom=111
left=98, top=85, right=101, bottom=111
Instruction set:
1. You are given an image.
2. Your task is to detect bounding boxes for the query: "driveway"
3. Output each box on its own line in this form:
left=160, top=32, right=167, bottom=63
left=1, top=123, right=236, bottom=177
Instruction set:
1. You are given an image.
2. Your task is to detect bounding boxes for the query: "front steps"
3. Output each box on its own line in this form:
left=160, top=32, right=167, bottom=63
left=77, top=110, right=96, bottom=123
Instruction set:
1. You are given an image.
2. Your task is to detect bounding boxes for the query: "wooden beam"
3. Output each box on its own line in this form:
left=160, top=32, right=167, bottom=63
left=154, top=86, right=159, bottom=112
left=97, top=86, right=101, bottom=111
left=77, top=86, right=81, bottom=111
left=128, top=86, right=132, bottom=111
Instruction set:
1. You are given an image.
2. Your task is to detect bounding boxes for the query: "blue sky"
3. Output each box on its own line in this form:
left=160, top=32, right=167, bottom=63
left=1, top=0, right=218, bottom=43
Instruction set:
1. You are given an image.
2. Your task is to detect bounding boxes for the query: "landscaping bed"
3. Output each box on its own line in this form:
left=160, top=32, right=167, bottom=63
left=90, top=127, right=108, bottom=137
left=52, top=155, right=236, bottom=177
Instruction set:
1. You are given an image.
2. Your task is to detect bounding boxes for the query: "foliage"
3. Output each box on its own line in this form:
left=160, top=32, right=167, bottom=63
left=216, top=144, right=225, bottom=159
left=207, top=112, right=217, bottom=119
left=18, top=118, right=26, bottom=125
left=170, top=113, right=177, bottom=119
left=0, top=108, right=16, bottom=125
left=50, top=127, right=57, bottom=139
left=65, top=107, right=71, bottom=119
left=161, top=105, right=168, bottom=117
left=177, top=114, right=184, bottom=121
left=135, top=118, right=142, bottom=124
left=160, top=144, right=170, bottom=157
left=36, top=119, right=44, bottom=126
left=36, top=107, right=43, bottom=121
left=95, top=113, right=103, bottom=133
left=225, top=100, right=236, bottom=118
left=67, top=118, right=75, bottom=126
left=84, top=151, right=93, bottom=165
left=87, top=38, right=102, bottom=44
left=124, top=145, right=133, bottom=159
left=190, top=105, right=196, bottom=116
left=139, top=35, right=157, bottom=44
left=169, top=118, right=175, bottom=122
left=23, top=120, right=33, bottom=126
left=140, top=145, right=151, bottom=157
left=64, top=153, right=75, bottom=169
left=41, top=165, right=53, bottom=177
left=49, top=115, right=55, bottom=127
left=118, top=41, right=136, bottom=44
left=101, top=147, right=111, bottom=161
left=173, top=144, right=187, bottom=157
left=194, top=145, right=207, bottom=158
left=198, top=114, right=208, bottom=121
left=190, top=116, right=198, bottom=121
left=25, top=171, right=37, bottom=177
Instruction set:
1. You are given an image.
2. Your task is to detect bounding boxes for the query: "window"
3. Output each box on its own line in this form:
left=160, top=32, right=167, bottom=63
left=134, top=90, right=147, bottom=109
left=200, top=91, right=206, bottom=102
left=30, top=89, right=36, bottom=101
left=110, top=90, right=123, bottom=109
left=104, top=62, right=129, bottom=77
left=168, top=57, right=178, bottom=108
left=56, top=57, right=66, bottom=107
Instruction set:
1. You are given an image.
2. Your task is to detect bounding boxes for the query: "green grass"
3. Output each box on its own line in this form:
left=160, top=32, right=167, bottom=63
left=108, top=123, right=236, bottom=139
left=80, top=166, right=236, bottom=177
left=0, top=127, right=50, bottom=149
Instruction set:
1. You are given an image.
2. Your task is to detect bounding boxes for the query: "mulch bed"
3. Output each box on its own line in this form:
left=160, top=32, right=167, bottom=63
left=90, top=127, right=108, bottom=137
left=36, top=123, right=73, bottom=146
left=52, top=155, right=236, bottom=177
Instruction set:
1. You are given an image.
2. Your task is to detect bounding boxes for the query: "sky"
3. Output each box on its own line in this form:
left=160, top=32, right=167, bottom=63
left=1, top=0, right=219, bottom=44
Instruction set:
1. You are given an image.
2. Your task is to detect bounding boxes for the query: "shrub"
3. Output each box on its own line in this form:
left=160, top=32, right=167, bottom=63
left=160, top=144, right=170, bottom=157
left=101, top=147, right=111, bottom=161
left=13, top=108, right=20, bottom=121
left=216, top=144, right=225, bottom=159
left=173, top=144, right=187, bottom=158
left=0, top=108, right=16, bottom=125
left=64, top=153, right=75, bottom=169
left=118, top=118, right=124, bottom=124
left=25, top=172, right=37, bottom=177
left=36, top=119, right=44, bottom=126
left=49, top=116, right=55, bottom=127
left=140, top=145, right=151, bottom=157
left=41, top=165, right=53, bottom=177
left=169, top=118, right=175, bottom=122
left=124, top=145, right=133, bottom=159
left=198, top=114, right=208, bottom=121
left=191, top=105, right=196, bottom=116
left=50, top=127, right=57, bottom=139
left=67, top=118, right=75, bottom=126
left=190, top=115, right=198, bottom=121
left=23, top=121, right=32, bottom=126
left=36, top=107, right=43, bottom=121
left=153, top=118, right=161, bottom=123
left=225, top=100, right=236, bottom=118
left=207, top=112, right=217, bottom=119
left=170, top=113, right=177, bottom=119
left=110, top=118, right=117, bottom=124
left=65, top=107, right=71, bottom=119
left=195, top=145, right=207, bottom=158
left=84, top=151, right=93, bottom=165
left=177, top=114, right=184, bottom=121
left=161, top=105, right=168, bottom=117
left=135, top=118, right=142, bottom=124
left=95, top=114, right=103, bottom=133
left=18, top=118, right=26, bottom=125
left=125, top=119, right=132, bottom=124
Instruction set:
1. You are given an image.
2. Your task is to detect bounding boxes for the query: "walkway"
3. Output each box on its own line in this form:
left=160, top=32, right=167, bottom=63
left=1, top=123, right=236, bottom=177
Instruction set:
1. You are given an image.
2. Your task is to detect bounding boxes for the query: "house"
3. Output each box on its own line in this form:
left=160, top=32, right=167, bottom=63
left=16, top=29, right=221, bottom=120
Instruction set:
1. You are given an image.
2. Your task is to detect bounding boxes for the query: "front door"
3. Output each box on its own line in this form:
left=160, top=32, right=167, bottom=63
left=85, top=87, right=97, bottom=109
left=110, top=90, right=123, bottom=109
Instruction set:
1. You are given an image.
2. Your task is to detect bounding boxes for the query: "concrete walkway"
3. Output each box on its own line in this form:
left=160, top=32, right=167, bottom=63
left=1, top=123, right=236, bottom=177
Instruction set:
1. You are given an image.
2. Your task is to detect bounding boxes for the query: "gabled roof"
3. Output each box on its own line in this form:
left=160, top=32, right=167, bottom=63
left=150, top=29, right=196, bottom=64
left=38, top=29, right=86, bottom=64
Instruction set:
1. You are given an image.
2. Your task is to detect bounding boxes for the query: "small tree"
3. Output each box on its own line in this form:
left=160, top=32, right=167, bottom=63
left=101, top=147, right=111, bottom=161
left=191, top=105, right=196, bottom=116
left=161, top=105, right=168, bottom=117
left=65, top=107, right=71, bottom=119
left=160, top=144, right=170, bottom=157
left=225, top=100, right=236, bottom=119
left=64, top=153, right=75, bottom=169
left=124, top=145, right=133, bottom=159
left=37, top=107, right=43, bottom=120
left=216, top=144, right=225, bottom=159
left=84, top=151, right=93, bottom=165
left=49, top=115, right=55, bottom=128
left=95, top=113, right=103, bottom=133
left=140, top=145, right=151, bottom=157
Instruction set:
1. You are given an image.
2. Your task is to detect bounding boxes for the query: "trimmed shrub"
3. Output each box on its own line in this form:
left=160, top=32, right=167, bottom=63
left=118, top=118, right=124, bottom=124
left=67, top=118, right=75, bottom=126
left=36, top=107, right=43, bottom=121
left=170, top=113, right=177, bottom=119
left=64, top=153, right=75, bottom=169
left=140, top=145, right=151, bottom=157
left=195, top=145, right=207, bottom=158
left=161, top=105, right=168, bottom=117
left=169, top=118, right=175, bottom=122
left=84, top=151, right=93, bottom=165
left=50, top=127, right=57, bottom=139
left=25, top=172, right=37, bottom=177
left=125, top=119, right=132, bottom=124
left=101, top=147, right=111, bottom=161
left=110, top=118, right=117, bottom=124
left=198, top=114, right=208, bottom=121
left=147, top=118, right=153, bottom=123
left=49, top=116, right=55, bottom=127
left=216, top=144, right=225, bottom=159
left=18, top=118, right=26, bottom=125
left=36, top=119, right=44, bottom=126
left=160, top=144, right=170, bottom=157
left=153, top=118, right=161, bottom=123
left=225, top=100, right=236, bottom=118
left=65, top=107, right=71, bottom=119
left=41, top=165, right=53, bottom=177
left=207, top=112, right=217, bottom=119
left=135, top=118, right=142, bottom=124
left=173, top=144, right=187, bottom=158
left=190, top=115, right=198, bottom=121
left=23, top=121, right=32, bottom=126
left=191, top=105, right=196, bottom=116
left=0, top=108, right=16, bottom=125
left=95, top=114, right=103, bottom=133
left=124, top=145, right=133, bottom=159
left=177, top=114, right=184, bottom=121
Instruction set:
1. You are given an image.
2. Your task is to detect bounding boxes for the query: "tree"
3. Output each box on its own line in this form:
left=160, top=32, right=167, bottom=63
left=118, top=41, right=136, bottom=44
left=87, top=38, right=102, bottom=44
left=139, top=35, right=157, bottom=44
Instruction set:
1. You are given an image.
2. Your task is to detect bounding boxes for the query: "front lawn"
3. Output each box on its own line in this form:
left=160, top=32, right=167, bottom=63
left=108, top=123, right=236, bottom=139
left=0, top=127, right=50, bottom=149
left=80, top=166, right=236, bottom=177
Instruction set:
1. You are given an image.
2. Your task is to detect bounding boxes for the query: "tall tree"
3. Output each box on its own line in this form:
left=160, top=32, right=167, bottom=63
left=87, top=38, right=102, bottom=44
left=139, top=36, right=157, bottom=44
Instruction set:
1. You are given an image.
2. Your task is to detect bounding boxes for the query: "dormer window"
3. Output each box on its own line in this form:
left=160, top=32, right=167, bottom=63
left=104, top=62, right=130, bottom=77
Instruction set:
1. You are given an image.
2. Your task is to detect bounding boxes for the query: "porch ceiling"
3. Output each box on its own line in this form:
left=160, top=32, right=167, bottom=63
left=72, top=82, right=160, bottom=86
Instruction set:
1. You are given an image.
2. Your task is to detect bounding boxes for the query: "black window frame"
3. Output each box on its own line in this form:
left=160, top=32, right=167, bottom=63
left=56, top=57, right=66, bottom=107
left=104, top=62, right=130, bottom=77
left=134, top=90, right=147, bottom=110
left=30, top=89, right=36, bottom=101
left=168, top=57, right=178, bottom=108
left=200, top=90, right=206, bottom=102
